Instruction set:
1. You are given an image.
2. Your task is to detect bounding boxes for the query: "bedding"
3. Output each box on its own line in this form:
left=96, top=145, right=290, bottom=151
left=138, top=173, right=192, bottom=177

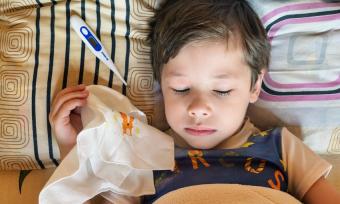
left=0, top=0, right=167, bottom=171
left=247, top=0, right=340, bottom=154
left=153, top=184, right=301, bottom=204
left=1, top=0, right=338, bottom=171
left=0, top=0, right=340, bottom=203
left=0, top=168, right=55, bottom=204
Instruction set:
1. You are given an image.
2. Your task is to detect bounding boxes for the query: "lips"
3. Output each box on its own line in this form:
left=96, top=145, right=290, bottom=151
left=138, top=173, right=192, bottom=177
left=184, top=127, right=216, bottom=136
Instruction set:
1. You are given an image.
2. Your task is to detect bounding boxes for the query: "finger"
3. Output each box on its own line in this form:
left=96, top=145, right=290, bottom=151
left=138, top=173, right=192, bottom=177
left=50, top=89, right=89, bottom=120
left=52, top=84, right=86, bottom=109
left=50, top=91, right=88, bottom=124
left=50, top=92, right=88, bottom=123
left=52, top=84, right=86, bottom=108
left=50, top=98, right=87, bottom=127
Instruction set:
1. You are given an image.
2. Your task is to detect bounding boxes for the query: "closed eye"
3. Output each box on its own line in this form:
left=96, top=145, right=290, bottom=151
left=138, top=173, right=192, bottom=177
left=213, top=90, right=231, bottom=96
left=172, top=88, right=190, bottom=94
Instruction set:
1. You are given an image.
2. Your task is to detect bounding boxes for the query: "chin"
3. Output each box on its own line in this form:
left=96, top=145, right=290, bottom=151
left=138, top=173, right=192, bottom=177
left=187, top=141, right=217, bottom=150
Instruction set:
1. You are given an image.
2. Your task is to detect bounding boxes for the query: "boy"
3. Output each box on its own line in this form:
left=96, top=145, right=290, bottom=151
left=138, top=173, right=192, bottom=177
left=49, top=0, right=340, bottom=203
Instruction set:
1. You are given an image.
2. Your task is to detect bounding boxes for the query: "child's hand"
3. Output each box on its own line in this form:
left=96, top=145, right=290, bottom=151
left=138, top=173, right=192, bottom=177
left=49, top=84, right=89, bottom=160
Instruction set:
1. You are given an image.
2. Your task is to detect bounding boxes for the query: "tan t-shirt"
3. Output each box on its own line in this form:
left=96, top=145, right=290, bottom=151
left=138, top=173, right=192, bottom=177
left=167, top=118, right=332, bottom=200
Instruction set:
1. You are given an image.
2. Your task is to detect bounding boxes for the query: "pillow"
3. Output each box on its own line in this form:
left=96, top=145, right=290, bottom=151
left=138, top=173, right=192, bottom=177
left=247, top=0, right=340, bottom=154
left=0, top=0, right=165, bottom=170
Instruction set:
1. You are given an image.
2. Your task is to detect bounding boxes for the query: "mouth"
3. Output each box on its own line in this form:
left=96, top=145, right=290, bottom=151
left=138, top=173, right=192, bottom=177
left=184, top=127, right=217, bottom=136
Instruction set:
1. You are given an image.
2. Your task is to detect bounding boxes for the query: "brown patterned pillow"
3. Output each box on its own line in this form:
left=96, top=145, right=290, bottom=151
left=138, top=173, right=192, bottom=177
left=0, top=0, right=167, bottom=170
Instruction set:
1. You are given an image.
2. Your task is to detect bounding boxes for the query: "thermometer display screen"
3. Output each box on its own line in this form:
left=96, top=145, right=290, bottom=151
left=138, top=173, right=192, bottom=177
left=88, top=36, right=97, bottom=47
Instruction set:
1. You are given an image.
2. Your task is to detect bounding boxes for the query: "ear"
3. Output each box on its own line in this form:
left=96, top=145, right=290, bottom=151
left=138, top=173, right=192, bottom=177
left=249, top=69, right=265, bottom=103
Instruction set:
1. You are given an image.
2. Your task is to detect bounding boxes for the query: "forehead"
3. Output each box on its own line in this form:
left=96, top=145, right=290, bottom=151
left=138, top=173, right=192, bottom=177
left=162, top=38, right=247, bottom=77
left=189, top=32, right=243, bottom=53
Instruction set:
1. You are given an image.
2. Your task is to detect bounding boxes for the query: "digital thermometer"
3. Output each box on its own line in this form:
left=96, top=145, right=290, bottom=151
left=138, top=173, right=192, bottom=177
left=70, top=15, right=128, bottom=86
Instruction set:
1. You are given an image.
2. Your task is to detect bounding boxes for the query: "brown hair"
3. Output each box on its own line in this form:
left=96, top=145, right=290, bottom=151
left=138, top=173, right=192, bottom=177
left=148, top=0, right=270, bottom=88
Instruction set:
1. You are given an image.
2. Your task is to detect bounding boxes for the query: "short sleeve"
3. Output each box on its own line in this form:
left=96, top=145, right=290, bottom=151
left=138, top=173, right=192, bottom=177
left=281, top=128, right=332, bottom=200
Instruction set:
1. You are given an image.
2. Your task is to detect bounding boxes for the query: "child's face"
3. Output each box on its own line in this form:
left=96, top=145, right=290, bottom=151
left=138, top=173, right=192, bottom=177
left=161, top=39, right=263, bottom=149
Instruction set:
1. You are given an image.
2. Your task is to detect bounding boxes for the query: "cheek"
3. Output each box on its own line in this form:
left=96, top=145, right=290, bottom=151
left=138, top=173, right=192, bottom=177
left=215, top=97, right=249, bottom=117
left=163, top=94, right=184, bottom=122
left=164, top=103, right=184, bottom=131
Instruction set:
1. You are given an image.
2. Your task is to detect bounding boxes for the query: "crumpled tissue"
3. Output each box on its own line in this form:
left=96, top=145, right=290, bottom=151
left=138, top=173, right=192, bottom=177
left=39, top=85, right=175, bottom=204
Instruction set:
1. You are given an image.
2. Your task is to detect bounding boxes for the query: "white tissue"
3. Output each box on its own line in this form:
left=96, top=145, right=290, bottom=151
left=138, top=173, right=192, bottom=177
left=39, top=85, right=175, bottom=204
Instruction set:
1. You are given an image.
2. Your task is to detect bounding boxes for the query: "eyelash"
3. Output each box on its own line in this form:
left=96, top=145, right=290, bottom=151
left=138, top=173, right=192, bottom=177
left=213, top=90, right=231, bottom=96
left=172, top=88, right=231, bottom=96
left=172, top=88, right=190, bottom=95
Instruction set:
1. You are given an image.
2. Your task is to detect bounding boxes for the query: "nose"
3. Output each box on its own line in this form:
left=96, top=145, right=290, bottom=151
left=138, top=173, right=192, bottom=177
left=187, top=96, right=212, bottom=119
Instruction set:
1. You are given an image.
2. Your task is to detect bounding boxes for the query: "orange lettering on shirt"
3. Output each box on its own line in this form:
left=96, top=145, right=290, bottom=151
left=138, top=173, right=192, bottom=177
left=188, top=150, right=210, bottom=170
left=120, top=112, right=134, bottom=136
left=244, top=157, right=266, bottom=174
left=267, top=170, right=285, bottom=190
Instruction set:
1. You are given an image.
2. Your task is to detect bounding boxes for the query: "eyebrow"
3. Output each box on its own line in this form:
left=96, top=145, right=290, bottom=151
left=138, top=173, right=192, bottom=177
left=213, top=73, right=232, bottom=79
left=166, top=71, right=185, bottom=77
left=166, top=71, right=233, bottom=79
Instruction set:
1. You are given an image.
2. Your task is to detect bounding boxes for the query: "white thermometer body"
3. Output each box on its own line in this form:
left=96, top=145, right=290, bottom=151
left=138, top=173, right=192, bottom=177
left=70, top=15, right=127, bottom=86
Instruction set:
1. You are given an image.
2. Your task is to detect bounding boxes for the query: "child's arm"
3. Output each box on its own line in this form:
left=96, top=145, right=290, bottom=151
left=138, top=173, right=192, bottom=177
left=303, top=177, right=340, bottom=204
left=49, top=84, right=89, bottom=159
